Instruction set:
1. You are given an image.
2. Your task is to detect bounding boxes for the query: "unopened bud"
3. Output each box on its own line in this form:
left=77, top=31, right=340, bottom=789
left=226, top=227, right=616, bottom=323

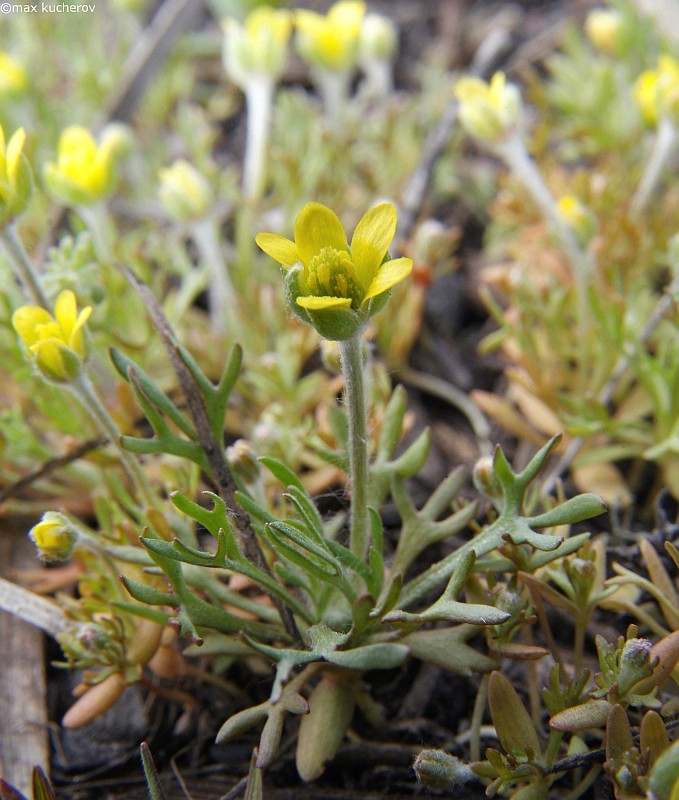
left=618, top=637, right=655, bottom=696
left=158, top=160, right=212, bottom=223
left=585, top=9, right=625, bottom=56
left=28, top=511, right=78, bottom=562
left=226, top=439, right=261, bottom=484
left=414, top=749, right=474, bottom=791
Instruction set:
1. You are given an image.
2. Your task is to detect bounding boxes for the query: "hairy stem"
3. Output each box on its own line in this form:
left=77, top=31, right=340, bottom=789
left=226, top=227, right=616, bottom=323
left=339, top=332, right=369, bottom=562
left=71, top=371, right=156, bottom=508
left=191, top=216, right=237, bottom=334
left=631, top=117, right=677, bottom=216
left=0, top=223, right=48, bottom=306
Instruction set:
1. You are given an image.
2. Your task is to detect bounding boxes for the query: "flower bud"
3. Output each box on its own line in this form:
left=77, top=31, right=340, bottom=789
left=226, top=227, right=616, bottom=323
left=222, top=6, right=292, bottom=87
left=618, top=637, right=655, bottom=696
left=454, top=72, right=522, bottom=143
left=0, top=125, right=33, bottom=225
left=226, top=439, right=261, bottom=485
left=28, top=511, right=78, bottom=562
left=158, top=160, right=212, bottom=223
left=414, top=749, right=474, bottom=791
left=473, top=454, right=503, bottom=506
left=359, top=13, right=397, bottom=63
left=585, top=9, right=625, bottom=56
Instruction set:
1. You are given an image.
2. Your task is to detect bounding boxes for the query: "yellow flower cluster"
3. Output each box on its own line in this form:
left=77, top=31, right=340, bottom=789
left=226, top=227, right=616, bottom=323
left=635, top=56, right=679, bottom=127
left=12, top=289, right=92, bottom=383
left=222, top=1, right=381, bottom=82
left=256, top=202, right=412, bottom=340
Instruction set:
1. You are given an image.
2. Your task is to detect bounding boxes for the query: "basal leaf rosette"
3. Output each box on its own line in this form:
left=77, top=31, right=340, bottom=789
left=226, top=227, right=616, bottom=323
left=256, top=202, right=412, bottom=340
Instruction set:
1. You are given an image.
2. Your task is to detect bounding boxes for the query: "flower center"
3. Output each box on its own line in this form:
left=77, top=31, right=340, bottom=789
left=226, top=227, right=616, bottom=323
left=305, top=246, right=363, bottom=306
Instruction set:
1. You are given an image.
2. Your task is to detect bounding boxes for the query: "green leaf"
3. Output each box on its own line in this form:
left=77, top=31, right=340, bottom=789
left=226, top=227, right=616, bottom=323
left=326, top=643, right=409, bottom=670
left=489, top=671, right=542, bottom=759
left=266, top=521, right=340, bottom=576
left=283, top=485, right=325, bottom=541
left=31, top=767, right=55, bottom=800
left=140, top=743, right=168, bottom=800
left=393, top=428, right=432, bottom=477
left=120, top=576, right=176, bottom=606
left=110, top=347, right=196, bottom=439
left=259, top=456, right=305, bottom=492
left=216, top=701, right=270, bottom=744
left=402, top=625, right=497, bottom=675
left=527, top=493, right=606, bottom=529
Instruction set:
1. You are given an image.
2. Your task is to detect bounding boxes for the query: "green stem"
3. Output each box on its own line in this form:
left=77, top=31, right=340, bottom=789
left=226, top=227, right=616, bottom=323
left=631, top=116, right=677, bottom=216
left=243, top=76, right=274, bottom=203
left=0, top=223, right=49, bottom=306
left=314, top=67, right=351, bottom=132
left=191, top=216, right=237, bottom=335
left=495, top=132, right=592, bottom=390
left=339, top=332, right=369, bottom=562
left=71, top=371, right=156, bottom=508
left=77, top=203, right=112, bottom=263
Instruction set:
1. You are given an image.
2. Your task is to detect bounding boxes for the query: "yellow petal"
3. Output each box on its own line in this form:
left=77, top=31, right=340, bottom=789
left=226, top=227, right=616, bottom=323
left=5, top=127, right=26, bottom=181
left=54, top=290, right=78, bottom=335
left=12, top=305, right=53, bottom=346
left=255, top=232, right=299, bottom=268
left=297, top=295, right=353, bottom=310
left=294, top=203, right=348, bottom=266
left=328, top=0, right=365, bottom=37
left=68, top=307, right=92, bottom=356
left=363, top=257, right=412, bottom=302
left=350, top=202, right=396, bottom=289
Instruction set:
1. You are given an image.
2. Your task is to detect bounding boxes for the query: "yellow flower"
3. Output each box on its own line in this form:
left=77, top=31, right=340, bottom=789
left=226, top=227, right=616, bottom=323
left=0, top=51, right=27, bottom=96
left=44, top=126, right=117, bottom=206
left=158, top=160, right=212, bottom=222
left=453, top=72, right=521, bottom=143
left=12, top=289, right=92, bottom=382
left=295, top=1, right=365, bottom=72
left=29, top=512, right=78, bottom=562
left=0, top=125, right=32, bottom=225
left=222, top=7, right=292, bottom=87
left=634, top=56, right=679, bottom=127
left=256, top=202, right=412, bottom=340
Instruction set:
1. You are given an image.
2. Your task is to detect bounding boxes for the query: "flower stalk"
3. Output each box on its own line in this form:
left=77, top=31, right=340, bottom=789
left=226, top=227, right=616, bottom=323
left=0, top=222, right=48, bottom=306
left=191, top=216, right=238, bottom=335
left=70, top=371, right=155, bottom=508
left=631, top=116, right=677, bottom=216
left=339, top=332, right=369, bottom=562
left=242, top=75, right=275, bottom=203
